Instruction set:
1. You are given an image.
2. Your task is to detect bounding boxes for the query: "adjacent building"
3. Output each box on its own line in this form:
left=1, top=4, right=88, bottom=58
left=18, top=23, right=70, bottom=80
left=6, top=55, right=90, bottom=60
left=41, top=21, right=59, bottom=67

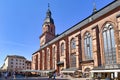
left=26, top=60, right=31, bottom=70
left=1, top=55, right=31, bottom=71
left=32, top=0, right=120, bottom=79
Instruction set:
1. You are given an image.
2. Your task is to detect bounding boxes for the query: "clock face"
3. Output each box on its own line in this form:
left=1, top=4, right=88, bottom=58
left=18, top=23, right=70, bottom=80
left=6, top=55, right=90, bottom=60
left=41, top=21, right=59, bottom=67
left=41, top=39, right=45, bottom=44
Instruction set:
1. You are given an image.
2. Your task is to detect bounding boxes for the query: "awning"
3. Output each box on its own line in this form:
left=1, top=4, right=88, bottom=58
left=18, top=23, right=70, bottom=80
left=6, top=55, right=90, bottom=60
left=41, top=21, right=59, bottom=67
left=42, top=69, right=56, bottom=73
left=91, top=69, right=120, bottom=73
left=61, top=68, right=81, bottom=73
left=91, top=64, right=120, bottom=73
left=19, top=69, right=41, bottom=72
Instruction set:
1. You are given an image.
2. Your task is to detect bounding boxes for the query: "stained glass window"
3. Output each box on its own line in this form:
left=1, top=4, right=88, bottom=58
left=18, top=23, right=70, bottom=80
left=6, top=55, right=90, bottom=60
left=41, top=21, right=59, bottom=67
left=70, top=38, right=76, bottom=50
left=102, top=23, right=116, bottom=64
left=61, top=43, right=64, bottom=56
left=84, top=32, right=93, bottom=60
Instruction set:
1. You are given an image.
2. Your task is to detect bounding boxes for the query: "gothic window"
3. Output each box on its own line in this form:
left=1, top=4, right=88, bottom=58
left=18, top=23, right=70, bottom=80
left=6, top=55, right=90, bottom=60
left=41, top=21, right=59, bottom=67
left=42, top=51, right=44, bottom=69
left=47, top=49, right=50, bottom=69
left=102, top=23, right=116, bottom=65
left=52, top=46, right=56, bottom=69
left=84, top=32, right=93, bottom=60
left=61, top=43, right=64, bottom=56
left=70, top=54, right=76, bottom=67
left=70, top=38, right=76, bottom=50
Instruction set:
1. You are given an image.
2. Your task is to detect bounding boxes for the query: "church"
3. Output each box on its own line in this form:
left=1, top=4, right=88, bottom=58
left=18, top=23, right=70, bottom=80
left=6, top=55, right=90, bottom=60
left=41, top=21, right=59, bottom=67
left=32, top=0, right=120, bottom=79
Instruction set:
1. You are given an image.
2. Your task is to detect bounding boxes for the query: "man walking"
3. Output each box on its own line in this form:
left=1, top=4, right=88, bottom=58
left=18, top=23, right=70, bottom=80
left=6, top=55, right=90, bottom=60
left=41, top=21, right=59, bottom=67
left=53, top=72, right=56, bottom=80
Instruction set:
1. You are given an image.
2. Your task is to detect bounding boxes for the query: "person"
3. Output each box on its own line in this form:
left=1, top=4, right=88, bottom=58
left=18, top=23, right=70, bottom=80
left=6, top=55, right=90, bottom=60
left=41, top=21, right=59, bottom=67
left=4, top=72, right=8, bottom=80
left=105, top=75, right=110, bottom=80
left=105, top=77, right=110, bottom=80
left=48, top=72, right=53, bottom=79
left=0, top=72, right=1, bottom=78
left=12, top=71, right=16, bottom=79
left=61, top=73, right=63, bottom=78
left=53, top=72, right=56, bottom=80
left=8, top=72, right=11, bottom=77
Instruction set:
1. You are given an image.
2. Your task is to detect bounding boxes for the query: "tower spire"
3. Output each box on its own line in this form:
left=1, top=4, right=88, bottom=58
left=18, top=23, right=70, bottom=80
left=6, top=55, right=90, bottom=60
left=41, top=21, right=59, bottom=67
left=46, top=3, right=51, bottom=18
left=93, top=0, right=97, bottom=14
left=48, top=3, right=50, bottom=9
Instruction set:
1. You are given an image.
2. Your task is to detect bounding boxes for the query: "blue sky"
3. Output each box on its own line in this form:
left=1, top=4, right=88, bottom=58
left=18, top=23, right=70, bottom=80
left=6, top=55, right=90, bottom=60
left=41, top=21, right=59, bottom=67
left=0, top=0, right=114, bottom=67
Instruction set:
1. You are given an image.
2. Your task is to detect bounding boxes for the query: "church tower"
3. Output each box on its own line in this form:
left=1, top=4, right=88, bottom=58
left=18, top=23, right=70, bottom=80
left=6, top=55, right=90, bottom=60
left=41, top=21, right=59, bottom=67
left=40, top=5, right=55, bottom=47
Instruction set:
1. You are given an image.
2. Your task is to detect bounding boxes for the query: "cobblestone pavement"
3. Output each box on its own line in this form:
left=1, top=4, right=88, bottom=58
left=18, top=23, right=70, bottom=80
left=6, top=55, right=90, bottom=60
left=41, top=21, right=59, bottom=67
left=0, top=77, right=69, bottom=80
left=0, top=76, right=92, bottom=80
left=0, top=77, right=92, bottom=80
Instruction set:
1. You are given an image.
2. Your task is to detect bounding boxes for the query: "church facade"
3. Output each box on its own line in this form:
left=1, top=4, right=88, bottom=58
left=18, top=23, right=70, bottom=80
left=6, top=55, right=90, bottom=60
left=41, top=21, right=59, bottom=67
left=32, top=0, right=120, bottom=79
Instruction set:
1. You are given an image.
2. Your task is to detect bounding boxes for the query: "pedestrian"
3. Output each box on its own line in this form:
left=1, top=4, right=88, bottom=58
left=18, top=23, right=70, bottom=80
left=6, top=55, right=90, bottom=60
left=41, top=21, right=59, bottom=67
left=4, top=72, right=8, bottom=80
left=53, top=72, right=56, bottom=80
left=105, top=76, right=110, bottom=80
left=61, top=73, right=63, bottom=78
left=0, top=72, right=2, bottom=77
left=12, top=71, right=16, bottom=79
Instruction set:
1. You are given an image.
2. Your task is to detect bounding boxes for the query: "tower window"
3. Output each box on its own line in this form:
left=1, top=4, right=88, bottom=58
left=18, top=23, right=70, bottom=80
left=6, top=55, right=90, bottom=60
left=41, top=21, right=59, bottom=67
left=51, top=27, right=52, bottom=32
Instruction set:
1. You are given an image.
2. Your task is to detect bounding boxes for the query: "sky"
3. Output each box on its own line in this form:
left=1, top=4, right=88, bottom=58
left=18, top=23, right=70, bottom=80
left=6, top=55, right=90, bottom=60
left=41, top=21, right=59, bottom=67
left=0, top=0, right=114, bottom=67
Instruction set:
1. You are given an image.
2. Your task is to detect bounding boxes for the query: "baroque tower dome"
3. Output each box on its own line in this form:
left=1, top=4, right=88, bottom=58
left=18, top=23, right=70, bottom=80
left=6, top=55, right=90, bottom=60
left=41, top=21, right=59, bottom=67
left=44, top=7, right=54, bottom=24
left=40, top=4, right=55, bottom=47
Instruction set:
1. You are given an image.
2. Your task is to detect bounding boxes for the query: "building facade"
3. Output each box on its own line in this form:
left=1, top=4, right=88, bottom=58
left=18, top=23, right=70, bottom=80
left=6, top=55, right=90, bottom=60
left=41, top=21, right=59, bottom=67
left=1, top=55, right=31, bottom=71
left=26, top=60, right=31, bottom=70
left=32, top=0, right=120, bottom=79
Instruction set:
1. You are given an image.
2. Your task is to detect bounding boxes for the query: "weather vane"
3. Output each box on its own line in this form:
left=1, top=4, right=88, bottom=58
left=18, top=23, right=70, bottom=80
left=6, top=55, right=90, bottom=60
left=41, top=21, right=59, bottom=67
left=93, top=0, right=97, bottom=13
left=48, top=3, right=50, bottom=9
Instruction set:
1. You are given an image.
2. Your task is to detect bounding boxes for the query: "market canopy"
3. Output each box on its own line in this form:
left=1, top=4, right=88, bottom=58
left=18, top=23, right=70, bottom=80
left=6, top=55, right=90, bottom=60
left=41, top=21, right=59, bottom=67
left=19, top=69, right=56, bottom=73
left=90, top=69, right=120, bottom=73
left=57, top=61, right=64, bottom=65
left=61, top=68, right=81, bottom=73
left=91, top=64, right=120, bottom=73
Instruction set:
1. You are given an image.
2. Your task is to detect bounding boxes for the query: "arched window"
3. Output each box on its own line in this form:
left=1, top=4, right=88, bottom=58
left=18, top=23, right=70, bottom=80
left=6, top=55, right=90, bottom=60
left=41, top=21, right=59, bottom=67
left=47, top=49, right=50, bottom=69
left=48, top=25, right=50, bottom=31
left=51, top=27, right=53, bottom=32
left=84, top=32, right=93, bottom=60
left=70, top=38, right=76, bottom=67
left=52, top=46, right=56, bottom=69
left=70, top=54, right=76, bottom=67
left=61, top=43, right=64, bottom=56
left=42, top=51, right=45, bottom=70
left=70, top=38, right=76, bottom=50
left=102, top=23, right=116, bottom=64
